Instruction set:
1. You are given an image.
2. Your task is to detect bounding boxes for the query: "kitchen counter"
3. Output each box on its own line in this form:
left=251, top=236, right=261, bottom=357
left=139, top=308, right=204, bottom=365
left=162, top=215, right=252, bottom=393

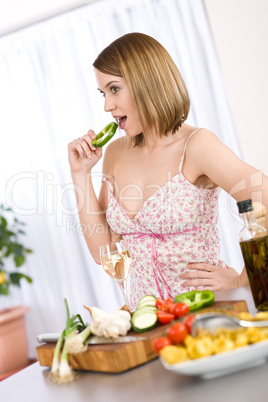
left=1, top=356, right=268, bottom=402
left=214, top=285, right=257, bottom=315
left=1, top=287, right=266, bottom=402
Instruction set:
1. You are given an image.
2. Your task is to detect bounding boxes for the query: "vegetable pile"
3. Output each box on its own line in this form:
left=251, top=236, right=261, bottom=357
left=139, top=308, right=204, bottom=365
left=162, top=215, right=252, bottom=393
left=48, top=291, right=215, bottom=383
left=131, top=290, right=214, bottom=333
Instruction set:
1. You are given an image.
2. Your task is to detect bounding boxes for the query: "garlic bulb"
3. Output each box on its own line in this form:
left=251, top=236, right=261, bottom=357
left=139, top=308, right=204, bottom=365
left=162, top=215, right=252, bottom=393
left=84, top=305, right=131, bottom=338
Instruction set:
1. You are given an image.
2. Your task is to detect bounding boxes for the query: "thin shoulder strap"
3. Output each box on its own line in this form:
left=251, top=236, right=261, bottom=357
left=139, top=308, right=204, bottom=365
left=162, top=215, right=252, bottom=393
left=102, top=176, right=114, bottom=193
left=178, top=128, right=200, bottom=173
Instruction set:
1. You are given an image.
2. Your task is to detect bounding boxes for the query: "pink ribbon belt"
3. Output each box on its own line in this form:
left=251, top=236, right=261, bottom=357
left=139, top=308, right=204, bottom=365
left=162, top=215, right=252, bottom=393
left=121, top=227, right=200, bottom=300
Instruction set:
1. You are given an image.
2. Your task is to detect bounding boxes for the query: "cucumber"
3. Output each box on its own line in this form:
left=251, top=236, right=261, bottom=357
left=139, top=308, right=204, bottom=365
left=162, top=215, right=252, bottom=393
left=138, top=300, right=157, bottom=308
left=135, top=305, right=157, bottom=312
left=131, top=311, right=158, bottom=333
left=131, top=295, right=158, bottom=333
left=137, top=295, right=157, bottom=307
left=132, top=306, right=157, bottom=319
left=138, top=295, right=156, bottom=303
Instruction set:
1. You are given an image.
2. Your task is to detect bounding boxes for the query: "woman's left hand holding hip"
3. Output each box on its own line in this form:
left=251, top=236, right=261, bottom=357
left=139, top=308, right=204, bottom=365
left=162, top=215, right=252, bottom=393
left=179, top=263, right=248, bottom=291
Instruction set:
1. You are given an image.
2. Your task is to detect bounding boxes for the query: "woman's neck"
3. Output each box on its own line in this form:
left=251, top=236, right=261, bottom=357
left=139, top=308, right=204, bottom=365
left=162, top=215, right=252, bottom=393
left=139, top=123, right=194, bottom=151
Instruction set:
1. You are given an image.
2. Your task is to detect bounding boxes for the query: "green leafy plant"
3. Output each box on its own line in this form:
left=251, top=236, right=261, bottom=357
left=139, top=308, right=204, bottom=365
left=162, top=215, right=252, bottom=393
left=0, top=204, right=33, bottom=295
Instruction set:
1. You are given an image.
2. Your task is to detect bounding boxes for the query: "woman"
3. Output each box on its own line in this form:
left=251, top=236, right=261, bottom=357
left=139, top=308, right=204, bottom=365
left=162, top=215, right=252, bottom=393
left=68, top=33, right=268, bottom=309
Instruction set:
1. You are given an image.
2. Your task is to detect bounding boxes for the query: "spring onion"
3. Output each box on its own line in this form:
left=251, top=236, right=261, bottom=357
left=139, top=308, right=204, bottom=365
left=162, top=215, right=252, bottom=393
left=49, top=298, right=87, bottom=384
left=66, top=325, right=92, bottom=354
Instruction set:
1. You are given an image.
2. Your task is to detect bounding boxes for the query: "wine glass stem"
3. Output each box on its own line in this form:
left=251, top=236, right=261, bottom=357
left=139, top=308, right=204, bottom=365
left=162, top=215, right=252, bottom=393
left=118, top=281, right=130, bottom=307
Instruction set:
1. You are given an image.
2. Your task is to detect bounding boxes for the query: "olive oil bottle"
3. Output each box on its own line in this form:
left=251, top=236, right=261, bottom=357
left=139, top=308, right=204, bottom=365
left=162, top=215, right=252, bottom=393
left=237, top=199, right=268, bottom=311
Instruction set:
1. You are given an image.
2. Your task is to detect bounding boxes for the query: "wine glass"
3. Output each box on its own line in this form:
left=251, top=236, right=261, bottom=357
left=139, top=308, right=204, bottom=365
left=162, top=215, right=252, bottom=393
left=99, top=240, right=132, bottom=307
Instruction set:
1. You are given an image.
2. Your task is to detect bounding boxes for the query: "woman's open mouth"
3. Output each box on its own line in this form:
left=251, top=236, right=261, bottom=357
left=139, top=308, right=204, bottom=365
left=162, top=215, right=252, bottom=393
left=118, top=116, right=127, bottom=130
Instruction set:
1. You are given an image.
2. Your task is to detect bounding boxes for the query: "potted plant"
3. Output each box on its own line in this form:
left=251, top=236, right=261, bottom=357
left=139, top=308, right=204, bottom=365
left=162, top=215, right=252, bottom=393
left=0, top=203, right=33, bottom=377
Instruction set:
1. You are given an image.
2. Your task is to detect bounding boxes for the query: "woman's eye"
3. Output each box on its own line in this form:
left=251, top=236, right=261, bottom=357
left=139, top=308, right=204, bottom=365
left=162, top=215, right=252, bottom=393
left=111, top=86, right=119, bottom=94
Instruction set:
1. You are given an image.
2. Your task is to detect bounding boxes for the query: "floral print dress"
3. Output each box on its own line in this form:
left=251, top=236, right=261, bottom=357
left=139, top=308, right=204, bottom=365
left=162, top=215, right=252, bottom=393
left=102, top=130, right=225, bottom=310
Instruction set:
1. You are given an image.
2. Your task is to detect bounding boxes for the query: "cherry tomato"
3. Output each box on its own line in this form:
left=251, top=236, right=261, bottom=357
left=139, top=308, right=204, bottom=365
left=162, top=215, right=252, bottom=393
left=168, top=303, right=176, bottom=314
left=165, top=297, right=174, bottom=304
left=172, top=303, right=190, bottom=318
left=152, top=336, right=172, bottom=354
left=156, top=311, right=175, bottom=325
left=158, top=303, right=172, bottom=312
left=155, top=297, right=165, bottom=308
left=184, top=314, right=195, bottom=335
left=167, top=323, right=187, bottom=344
left=168, top=303, right=175, bottom=314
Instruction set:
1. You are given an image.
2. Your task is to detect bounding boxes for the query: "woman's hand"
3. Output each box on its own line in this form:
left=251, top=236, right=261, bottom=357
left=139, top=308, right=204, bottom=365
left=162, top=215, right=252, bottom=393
left=68, top=130, right=103, bottom=173
left=179, top=263, right=247, bottom=291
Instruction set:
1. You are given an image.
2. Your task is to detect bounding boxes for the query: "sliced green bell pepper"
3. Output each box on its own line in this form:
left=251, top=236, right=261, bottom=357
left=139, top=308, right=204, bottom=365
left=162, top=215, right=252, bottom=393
left=91, top=122, right=118, bottom=148
left=174, top=290, right=214, bottom=312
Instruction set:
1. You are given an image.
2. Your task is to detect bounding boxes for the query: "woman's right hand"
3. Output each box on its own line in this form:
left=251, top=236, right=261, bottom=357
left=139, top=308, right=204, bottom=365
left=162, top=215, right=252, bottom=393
left=68, top=130, right=103, bottom=173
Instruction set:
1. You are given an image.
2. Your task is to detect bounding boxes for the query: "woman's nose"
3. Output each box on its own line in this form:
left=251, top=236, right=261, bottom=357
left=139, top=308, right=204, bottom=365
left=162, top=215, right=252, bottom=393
left=104, top=95, right=116, bottom=112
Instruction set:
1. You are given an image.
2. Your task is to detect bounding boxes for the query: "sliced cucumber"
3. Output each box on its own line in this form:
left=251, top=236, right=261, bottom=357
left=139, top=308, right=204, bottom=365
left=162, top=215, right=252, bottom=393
left=138, top=295, right=156, bottom=303
left=132, top=306, right=157, bottom=319
left=138, top=300, right=157, bottom=308
left=135, top=305, right=157, bottom=312
left=131, top=311, right=158, bottom=333
left=138, top=295, right=157, bottom=308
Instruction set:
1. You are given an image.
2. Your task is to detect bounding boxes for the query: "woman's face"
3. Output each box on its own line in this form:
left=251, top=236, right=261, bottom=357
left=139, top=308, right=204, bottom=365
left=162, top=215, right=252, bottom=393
left=95, top=69, right=143, bottom=137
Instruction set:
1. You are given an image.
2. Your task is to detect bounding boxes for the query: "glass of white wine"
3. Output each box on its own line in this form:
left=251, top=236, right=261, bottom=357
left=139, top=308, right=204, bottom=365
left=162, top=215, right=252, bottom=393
left=99, top=240, right=132, bottom=307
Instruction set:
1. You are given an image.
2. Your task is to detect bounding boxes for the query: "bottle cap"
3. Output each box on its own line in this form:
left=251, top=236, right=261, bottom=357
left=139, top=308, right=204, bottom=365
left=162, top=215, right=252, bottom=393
left=237, top=199, right=254, bottom=213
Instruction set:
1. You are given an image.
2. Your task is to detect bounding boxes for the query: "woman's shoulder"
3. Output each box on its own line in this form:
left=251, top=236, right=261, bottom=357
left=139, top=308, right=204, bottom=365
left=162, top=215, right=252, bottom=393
left=188, top=127, right=218, bottom=142
left=185, top=127, right=223, bottom=153
left=182, top=126, right=230, bottom=173
left=184, top=126, right=241, bottom=180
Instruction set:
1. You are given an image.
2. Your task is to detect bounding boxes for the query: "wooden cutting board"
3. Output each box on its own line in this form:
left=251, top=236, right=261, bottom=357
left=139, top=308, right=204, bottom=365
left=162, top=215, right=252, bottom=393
left=36, top=300, right=248, bottom=373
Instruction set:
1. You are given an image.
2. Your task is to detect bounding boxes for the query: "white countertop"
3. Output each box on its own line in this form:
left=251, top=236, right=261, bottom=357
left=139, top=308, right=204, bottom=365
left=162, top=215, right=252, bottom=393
left=1, top=356, right=268, bottom=402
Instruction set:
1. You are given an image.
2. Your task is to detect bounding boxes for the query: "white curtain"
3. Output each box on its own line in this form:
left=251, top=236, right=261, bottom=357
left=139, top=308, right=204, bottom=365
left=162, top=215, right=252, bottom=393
left=0, top=0, right=244, bottom=358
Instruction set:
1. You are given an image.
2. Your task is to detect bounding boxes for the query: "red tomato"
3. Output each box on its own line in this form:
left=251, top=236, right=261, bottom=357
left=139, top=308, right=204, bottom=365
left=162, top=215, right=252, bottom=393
left=152, top=336, right=172, bottom=354
left=172, top=303, right=190, bottom=318
left=155, top=297, right=165, bottom=308
left=158, top=303, right=172, bottom=312
left=168, top=303, right=176, bottom=314
left=167, top=323, right=187, bottom=344
left=156, top=311, right=175, bottom=325
left=165, top=297, right=174, bottom=304
left=184, top=314, right=195, bottom=335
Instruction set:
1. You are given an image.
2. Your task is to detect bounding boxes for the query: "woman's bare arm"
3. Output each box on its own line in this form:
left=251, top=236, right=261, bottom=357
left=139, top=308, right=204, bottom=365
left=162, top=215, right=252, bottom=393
left=180, top=129, right=268, bottom=290
left=68, top=131, right=121, bottom=264
left=187, top=129, right=268, bottom=228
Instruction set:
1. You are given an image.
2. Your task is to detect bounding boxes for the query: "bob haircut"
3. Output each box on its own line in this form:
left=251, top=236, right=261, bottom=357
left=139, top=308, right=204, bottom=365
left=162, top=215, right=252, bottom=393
left=93, top=32, right=190, bottom=146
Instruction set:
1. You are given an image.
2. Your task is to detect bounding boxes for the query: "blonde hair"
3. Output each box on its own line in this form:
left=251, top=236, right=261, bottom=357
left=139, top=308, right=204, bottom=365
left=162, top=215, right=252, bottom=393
left=93, top=33, right=190, bottom=146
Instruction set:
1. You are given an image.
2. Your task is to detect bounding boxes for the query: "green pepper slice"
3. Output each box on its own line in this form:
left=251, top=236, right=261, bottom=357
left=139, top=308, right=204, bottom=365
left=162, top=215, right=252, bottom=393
left=91, top=122, right=118, bottom=148
left=174, top=290, right=214, bottom=312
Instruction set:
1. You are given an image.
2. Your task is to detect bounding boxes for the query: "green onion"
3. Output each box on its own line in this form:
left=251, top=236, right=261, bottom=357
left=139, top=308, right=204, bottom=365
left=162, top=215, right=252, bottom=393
left=50, top=330, right=65, bottom=377
left=49, top=298, right=87, bottom=384
left=66, top=325, right=91, bottom=355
